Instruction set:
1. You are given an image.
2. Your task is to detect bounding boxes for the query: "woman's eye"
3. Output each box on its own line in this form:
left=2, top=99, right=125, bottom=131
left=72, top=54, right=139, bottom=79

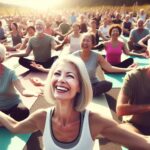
left=67, top=74, right=74, bottom=78
left=54, top=72, right=60, bottom=76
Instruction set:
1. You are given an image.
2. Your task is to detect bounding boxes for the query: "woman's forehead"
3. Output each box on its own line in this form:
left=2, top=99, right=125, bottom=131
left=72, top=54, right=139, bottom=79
left=54, top=61, right=77, bottom=72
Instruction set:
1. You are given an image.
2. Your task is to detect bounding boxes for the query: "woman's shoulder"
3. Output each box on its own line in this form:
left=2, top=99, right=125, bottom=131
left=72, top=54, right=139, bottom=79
left=33, top=107, right=53, bottom=119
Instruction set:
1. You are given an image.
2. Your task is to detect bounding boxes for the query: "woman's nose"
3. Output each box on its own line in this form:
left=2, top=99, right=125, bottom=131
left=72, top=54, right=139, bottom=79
left=58, top=75, right=66, bottom=82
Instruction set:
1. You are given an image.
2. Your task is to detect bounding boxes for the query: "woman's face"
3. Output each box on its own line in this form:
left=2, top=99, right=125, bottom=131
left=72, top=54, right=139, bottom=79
left=90, top=21, right=96, bottom=29
left=72, top=25, right=80, bottom=33
left=11, top=23, right=17, bottom=30
left=51, top=62, right=80, bottom=102
left=111, top=28, right=120, bottom=37
left=81, top=35, right=93, bottom=50
left=27, top=28, right=35, bottom=36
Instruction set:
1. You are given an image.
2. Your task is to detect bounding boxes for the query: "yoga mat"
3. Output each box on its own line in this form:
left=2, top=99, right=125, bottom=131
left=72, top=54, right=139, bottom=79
left=0, top=73, right=43, bottom=150
left=0, top=128, right=31, bottom=150
left=104, top=73, right=125, bottom=88
left=130, top=56, right=150, bottom=66
left=3, top=57, right=19, bottom=69
left=87, top=94, right=112, bottom=118
left=122, top=54, right=150, bottom=66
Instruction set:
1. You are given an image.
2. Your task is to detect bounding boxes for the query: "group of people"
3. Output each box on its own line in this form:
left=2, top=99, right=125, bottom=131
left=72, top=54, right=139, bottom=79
left=0, top=7, right=150, bottom=150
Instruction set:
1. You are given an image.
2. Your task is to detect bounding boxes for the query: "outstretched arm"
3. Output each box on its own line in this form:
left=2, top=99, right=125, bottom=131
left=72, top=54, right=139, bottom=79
left=90, top=112, right=150, bottom=150
left=98, top=54, right=132, bottom=73
left=0, top=109, right=46, bottom=134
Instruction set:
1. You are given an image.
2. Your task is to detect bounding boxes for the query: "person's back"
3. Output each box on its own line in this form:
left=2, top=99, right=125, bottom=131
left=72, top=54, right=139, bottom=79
left=121, top=67, right=150, bottom=127
left=59, top=22, right=70, bottom=35
left=0, top=66, right=20, bottom=110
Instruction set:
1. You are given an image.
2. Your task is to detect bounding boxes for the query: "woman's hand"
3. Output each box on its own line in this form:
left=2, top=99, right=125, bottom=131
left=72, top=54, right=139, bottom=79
left=139, top=52, right=150, bottom=58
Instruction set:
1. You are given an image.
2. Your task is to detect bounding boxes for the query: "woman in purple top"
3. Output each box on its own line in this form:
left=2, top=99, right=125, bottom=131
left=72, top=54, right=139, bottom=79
left=104, top=25, right=149, bottom=68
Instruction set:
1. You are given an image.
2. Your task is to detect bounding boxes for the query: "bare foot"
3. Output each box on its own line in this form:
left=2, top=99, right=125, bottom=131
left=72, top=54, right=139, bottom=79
left=29, top=77, right=44, bottom=86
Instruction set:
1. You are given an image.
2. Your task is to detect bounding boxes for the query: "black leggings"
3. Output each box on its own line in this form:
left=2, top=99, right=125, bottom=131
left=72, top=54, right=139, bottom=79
left=19, top=56, right=58, bottom=72
left=113, top=58, right=134, bottom=68
left=1, top=103, right=29, bottom=121
left=92, top=80, right=112, bottom=97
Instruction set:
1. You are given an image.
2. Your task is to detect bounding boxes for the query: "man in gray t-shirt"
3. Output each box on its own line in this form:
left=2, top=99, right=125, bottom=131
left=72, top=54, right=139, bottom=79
left=128, top=19, right=149, bottom=53
left=9, top=19, right=63, bottom=72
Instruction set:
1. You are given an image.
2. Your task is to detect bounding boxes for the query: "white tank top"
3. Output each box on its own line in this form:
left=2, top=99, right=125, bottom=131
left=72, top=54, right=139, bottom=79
left=69, top=35, right=81, bottom=53
left=43, top=108, right=94, bottom=150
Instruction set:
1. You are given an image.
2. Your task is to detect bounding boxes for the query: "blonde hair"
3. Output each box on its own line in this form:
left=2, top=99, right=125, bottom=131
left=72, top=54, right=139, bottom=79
left=0, top=44, right=6, bottom=62
left=44, top=55, right=93, bottom=112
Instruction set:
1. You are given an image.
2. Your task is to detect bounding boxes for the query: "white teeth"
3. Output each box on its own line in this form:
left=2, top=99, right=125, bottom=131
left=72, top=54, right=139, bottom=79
left=56, top=86, right=69, bottom=92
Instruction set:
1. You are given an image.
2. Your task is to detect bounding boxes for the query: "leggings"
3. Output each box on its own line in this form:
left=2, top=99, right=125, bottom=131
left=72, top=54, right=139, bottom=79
left=1, top=102, right=29, bottom=121
left=19, top=56, right=58, bottom=72
left=92, top=80, right=112, bottom=97
left=113, top=58, right=134, bottom=68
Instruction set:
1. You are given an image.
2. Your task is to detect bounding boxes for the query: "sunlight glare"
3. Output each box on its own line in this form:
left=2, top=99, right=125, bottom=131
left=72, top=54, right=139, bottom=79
left=0, top=0, right=65, bottom=10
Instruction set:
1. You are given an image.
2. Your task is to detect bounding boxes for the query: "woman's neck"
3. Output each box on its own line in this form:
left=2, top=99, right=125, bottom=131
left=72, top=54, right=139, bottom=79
left=73, top=32, right=80, bottom=37
left=80, top=50, right=91, bottom=60
left=54, top=104, right=80, bottom=126
left=111, top=37, right=119, bottom=42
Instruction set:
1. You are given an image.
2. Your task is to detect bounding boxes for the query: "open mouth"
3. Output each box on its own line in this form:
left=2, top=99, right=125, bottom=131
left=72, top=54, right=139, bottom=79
left=55, top=86, right=69, bottom=92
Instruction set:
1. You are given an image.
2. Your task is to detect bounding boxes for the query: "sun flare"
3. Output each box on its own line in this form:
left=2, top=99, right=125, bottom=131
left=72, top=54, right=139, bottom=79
left=0, top=0, right=65, bottom=10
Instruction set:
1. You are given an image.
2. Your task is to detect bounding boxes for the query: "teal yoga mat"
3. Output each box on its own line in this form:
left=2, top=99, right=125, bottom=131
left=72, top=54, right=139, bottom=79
left=130, top=56, right=150, bottom=65
left=0, top=127, right=31, bottom=150
left=104, top=56, right=149, bottom=88
left=121, top=146, right=128, bottom=150
left=104, top=73, right=125, bottom=88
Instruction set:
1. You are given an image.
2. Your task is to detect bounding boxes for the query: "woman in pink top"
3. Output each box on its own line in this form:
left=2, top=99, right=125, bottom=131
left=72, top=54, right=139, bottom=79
left=104, top=25, right=149, bottom=68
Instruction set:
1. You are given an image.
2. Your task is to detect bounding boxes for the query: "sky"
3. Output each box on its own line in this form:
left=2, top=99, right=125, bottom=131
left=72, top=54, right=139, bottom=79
left=0, top=0, right=64, bottom=9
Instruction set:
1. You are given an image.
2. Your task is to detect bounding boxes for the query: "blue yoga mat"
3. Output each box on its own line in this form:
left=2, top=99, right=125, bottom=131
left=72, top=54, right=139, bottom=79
left=104, top=73, right=125, bottom=88
left=0, top=127, right=31, bottom=150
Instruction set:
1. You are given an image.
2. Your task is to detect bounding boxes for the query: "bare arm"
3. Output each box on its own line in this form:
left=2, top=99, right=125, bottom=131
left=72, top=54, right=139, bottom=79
left=123, top=42, right=149, bottom=58
left=116, top=88, right=150, bottom=116
left=9, top=46, right=32, bottom=58
left=0, top=109, right=46, bottom=134
left=98, top=54, right=131, bottom=73
left=138, top=35, right=150, bottom=49
left=90, top=112, right=150, bottom=150
left=19, top=37, right=29, bottom=50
